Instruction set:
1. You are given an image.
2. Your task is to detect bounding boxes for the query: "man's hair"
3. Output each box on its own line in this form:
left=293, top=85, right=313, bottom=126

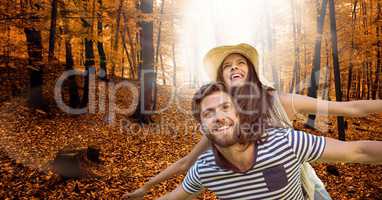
left=192, top=82, right=227, bottom=123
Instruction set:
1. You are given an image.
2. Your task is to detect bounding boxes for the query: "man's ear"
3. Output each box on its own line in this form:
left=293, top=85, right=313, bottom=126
left=199, top=123, right=208, bottom=134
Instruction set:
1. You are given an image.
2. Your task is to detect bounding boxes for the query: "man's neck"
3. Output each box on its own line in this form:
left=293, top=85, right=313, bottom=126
left=215, top=143, right=255, bottom=172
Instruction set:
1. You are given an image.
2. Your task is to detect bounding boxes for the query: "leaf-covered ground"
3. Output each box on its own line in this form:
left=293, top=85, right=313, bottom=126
left=0, top=86, right=381, bottom=199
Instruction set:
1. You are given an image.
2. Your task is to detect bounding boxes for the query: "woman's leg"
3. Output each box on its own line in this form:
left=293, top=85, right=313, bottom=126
left=301, top=163, right=332, bottom=200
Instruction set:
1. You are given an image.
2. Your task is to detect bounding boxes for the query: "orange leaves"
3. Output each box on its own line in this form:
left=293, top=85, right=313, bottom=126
left=1, top=85, right=382, bottom=199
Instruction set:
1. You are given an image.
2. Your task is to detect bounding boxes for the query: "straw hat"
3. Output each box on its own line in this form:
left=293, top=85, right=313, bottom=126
left=203, top=43, right=275, bottom=89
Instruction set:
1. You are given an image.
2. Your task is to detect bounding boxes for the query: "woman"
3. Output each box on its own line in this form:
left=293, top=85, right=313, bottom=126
left=122, top=43, right=382, bottom=199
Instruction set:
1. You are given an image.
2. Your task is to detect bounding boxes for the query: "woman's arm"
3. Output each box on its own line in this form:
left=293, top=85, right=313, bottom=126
left=122, top=135, right=210, bottom=199
left=279, top=93, right=382, bottom=119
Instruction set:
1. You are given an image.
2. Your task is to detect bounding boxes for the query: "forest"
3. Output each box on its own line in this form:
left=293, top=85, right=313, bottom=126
left=0, top=0, right=381, bottom=199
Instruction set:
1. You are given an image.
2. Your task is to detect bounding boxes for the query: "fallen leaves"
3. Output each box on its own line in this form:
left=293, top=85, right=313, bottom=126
left=0, top=87, right=381, bottom=199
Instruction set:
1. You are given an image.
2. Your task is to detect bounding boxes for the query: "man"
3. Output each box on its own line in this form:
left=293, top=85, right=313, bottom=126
left=158, top=82, right=382, bottom=200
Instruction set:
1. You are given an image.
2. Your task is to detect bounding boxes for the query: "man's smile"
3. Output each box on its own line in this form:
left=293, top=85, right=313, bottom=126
left=212, top=119, right=235, bottom=134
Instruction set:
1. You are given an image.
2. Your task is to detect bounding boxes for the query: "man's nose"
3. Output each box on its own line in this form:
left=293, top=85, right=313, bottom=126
left=214, top=111, right=227, bottom=123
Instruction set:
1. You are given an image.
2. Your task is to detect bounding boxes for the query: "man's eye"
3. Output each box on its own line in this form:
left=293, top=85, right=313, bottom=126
left=222, top=104, right=231, bottom=110
left=202, top=112, right=213, bottom=118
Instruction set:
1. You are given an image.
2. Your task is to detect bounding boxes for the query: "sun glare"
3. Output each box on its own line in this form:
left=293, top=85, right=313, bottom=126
left=176, top=0, right=295, bottom=86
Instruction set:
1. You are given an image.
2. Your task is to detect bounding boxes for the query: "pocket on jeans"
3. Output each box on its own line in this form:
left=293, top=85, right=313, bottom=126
left=263, top=165, right=289, bottom=192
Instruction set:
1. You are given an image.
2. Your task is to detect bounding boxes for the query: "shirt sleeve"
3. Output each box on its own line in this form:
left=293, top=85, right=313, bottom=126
left=287, top=129, right=326, bottom=163
left=181, top=161, right=203, bottom=194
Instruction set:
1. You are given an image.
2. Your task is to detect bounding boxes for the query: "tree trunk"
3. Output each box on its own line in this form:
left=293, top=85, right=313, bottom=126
left=264, top=1, right=279, bottom=89
left=306, top=0, right=328, bottom=128
left=121, top=47, right=125, bottom=78
left=329, top=0, right=346, bottom=140
left=24, top=28, right=46, bottom=109
left=59, top=1, right=80, bottom=108
left=122, top=12, right=135, bottom=79
left=96, top=0, right=107, bottom=80
left=322, top=37, right=330, bottom=100
left=302, top=8, right=308, bottom=95
left=65, top=39, right=80, bottom=108
left=153, top=0, right=165, bottom=111
left=290, top=0, right=301, bottom=94
left=361, top=62, right=367, bottom=99
left=160, top=54, right=166, bottom=85
left=124, top=12, right=138, bottom=77
left=121, top=29, right=135, bottom=79
left=111, top=0, right=124, bottom=80
left=80, top=38, right=95, bottom=108
left=366, top=62, right=371, bottom=99
left=48, top=0, right=58, bottom=61
left=347, top=0, right=358, bottom=100
left=97, top=41, right=107, bottom=80
left=132, top=0, right=155, bottom=124
left=372, top=2, right=382, bottom=99
left=172, top=41, right=177, bottom=86
left=136, top=31, right=142, bottom=78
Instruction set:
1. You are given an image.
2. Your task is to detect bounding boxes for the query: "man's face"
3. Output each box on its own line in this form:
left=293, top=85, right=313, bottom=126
left=200, top=91, right=240, bottom=147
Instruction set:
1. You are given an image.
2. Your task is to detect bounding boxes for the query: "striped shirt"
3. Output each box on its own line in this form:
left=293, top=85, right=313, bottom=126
left=182, top=128, right=326, bottom=200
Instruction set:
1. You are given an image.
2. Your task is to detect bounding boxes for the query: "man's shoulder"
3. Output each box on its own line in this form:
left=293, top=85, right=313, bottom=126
left=266, top=127, right=292, bottom=137
left=197, top=149, right=215, bottom=163
left=194, top=149, right=219, bottom=169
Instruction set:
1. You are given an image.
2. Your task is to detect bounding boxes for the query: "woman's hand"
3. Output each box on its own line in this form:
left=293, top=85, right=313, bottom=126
left=279, top=93, right=382, bottom=118
left=121, top=186, right=149, bottom=200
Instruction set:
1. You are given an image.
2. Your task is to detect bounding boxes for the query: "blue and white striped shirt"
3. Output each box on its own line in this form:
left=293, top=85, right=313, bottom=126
left=182, top=128, right=326, bottom=200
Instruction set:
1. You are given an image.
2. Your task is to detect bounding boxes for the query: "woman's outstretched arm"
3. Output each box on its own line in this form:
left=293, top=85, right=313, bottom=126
left=279, top=93, right=382, bottom=120
left=122, top=135, right=210, bottom=199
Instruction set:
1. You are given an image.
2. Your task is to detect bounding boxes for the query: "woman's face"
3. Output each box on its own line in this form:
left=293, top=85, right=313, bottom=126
left=221, top=53, right=249, bottom=88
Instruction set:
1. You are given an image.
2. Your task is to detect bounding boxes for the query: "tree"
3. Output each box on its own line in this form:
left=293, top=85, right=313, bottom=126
left=80, top=38, right=95, bottom=108
left=48, top=0, right=58, bottom=61
left=306, top=0, right=328, bottom=128
left=122, top=12, right=135, bottom=79
left=60, top=2, right=80, bottom=108
left=289, top=0, right=301, bottom=94
left=372, top=1, right=382, bottom=99
left=346, top=0, right=358, bottom=100
left=24, top=28, right=46, bottom=110
left=328, top=0, right=346, bottom=140
left=132, top=0, right=155, bottom=124
left=153, top=0, right=165, bottom=110
left=172, top=17, right=177, bottom=87
left=110, top=0, right=124, bottom=80
left=96, top=0, right=108, bottom=81
left=64, top=38, right=81, bottom=108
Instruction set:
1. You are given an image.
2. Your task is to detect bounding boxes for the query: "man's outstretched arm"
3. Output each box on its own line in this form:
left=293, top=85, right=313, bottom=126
left=157, top=185, right=196, bottom=200
left=320, top=137, right=382, bottom=164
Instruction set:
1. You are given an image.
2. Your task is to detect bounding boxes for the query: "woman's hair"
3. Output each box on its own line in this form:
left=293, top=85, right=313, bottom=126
left=216, top=54, right=286, bottom=143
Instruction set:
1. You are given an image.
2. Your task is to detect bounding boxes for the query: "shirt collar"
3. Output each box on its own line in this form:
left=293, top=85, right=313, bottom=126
left=212, top=143, right=258, bottom=173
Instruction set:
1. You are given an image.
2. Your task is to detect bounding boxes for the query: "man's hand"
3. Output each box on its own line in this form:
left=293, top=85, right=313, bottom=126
left=157, top=185, right=195, bottom=200
left=121, top=187, right=148, bottom=200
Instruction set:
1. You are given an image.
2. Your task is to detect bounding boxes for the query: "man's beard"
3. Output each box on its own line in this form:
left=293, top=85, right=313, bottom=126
left=204, top=123, right=241, bottom=148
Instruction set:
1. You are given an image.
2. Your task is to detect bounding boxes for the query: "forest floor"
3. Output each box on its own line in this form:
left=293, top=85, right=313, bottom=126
left=0, top=85, right=381, bottom=199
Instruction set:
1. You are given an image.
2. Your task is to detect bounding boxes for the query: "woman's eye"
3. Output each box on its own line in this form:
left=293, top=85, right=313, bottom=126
left=223, top=64, right=231, bottom=69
